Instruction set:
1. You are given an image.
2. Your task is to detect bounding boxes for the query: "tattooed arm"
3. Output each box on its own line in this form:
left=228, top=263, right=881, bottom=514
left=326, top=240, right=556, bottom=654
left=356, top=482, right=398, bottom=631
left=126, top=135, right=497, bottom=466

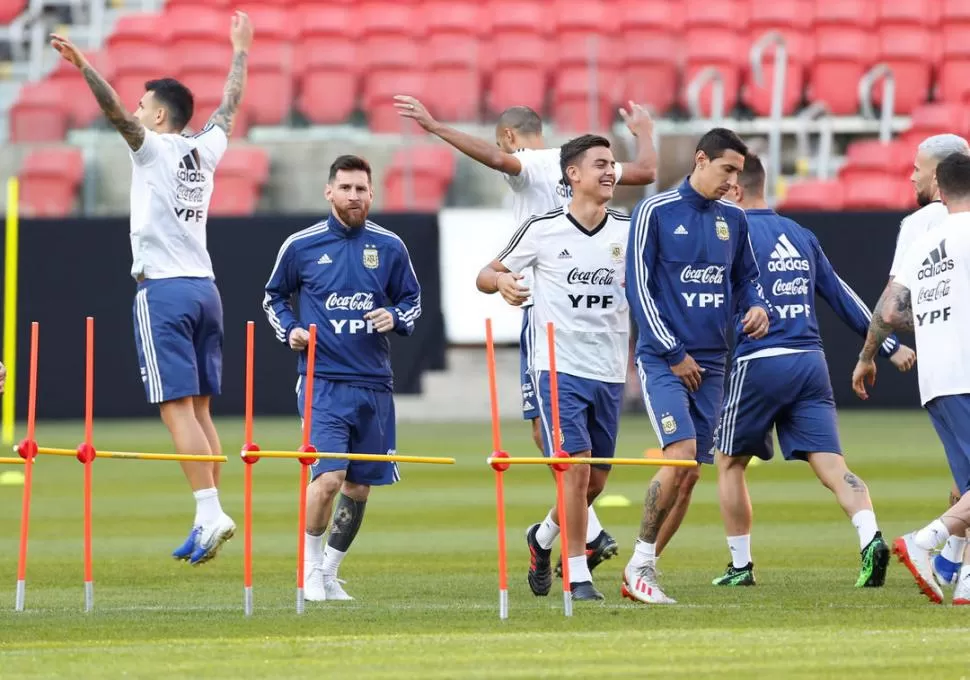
left=207, top=12, right=253, bottom=137
left=859, top=282, right=913, bottom=362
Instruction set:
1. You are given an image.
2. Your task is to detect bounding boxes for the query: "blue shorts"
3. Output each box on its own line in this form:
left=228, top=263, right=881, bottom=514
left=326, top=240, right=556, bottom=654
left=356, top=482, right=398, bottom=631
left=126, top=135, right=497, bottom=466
left=132, top=277, right=223, bottom=404
left=926, top=394, right=970, bottom=494
left=296, top=377, right=399, bottom=486
left=717, top=351, right=841, bottom=462
left=520, top=306, right=539, bottom=421
left=636, top=354, right=725, bottom=465
left=535, top=371, right=623, bottom=471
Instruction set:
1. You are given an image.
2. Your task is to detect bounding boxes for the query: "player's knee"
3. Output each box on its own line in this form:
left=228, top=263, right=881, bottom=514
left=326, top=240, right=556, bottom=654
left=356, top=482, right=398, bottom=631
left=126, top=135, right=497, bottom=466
left=678, top=465, right=701, bottom=492
left=159, top=396, right=195, bottom=426
left=663, top=438, right=697, bottom=461
left=565, top=459, right=591, bottom=489
left=587, top=469, right=608, bottom=499
left=341, top=481, right=370, bottom=502
left=311, top=471, right=344, bottom=499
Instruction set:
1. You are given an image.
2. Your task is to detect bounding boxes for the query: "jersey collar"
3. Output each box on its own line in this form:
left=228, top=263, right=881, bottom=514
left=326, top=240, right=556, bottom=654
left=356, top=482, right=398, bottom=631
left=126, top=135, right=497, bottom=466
left=328, top=213, right=364, bottom=239
left=745, top=208, right=775, bottom=215
left=566, top=207, right=608, bottom=237
left=679, top=176, right=715, bottom=209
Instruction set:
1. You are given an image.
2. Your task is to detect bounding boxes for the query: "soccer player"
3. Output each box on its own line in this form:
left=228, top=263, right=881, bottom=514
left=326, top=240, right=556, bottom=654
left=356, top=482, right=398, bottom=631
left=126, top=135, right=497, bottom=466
left=713, top=155, right=915, bottom=588
left=476, top=135, right=631, bottom=601
left=623, top=128, right=771, bottom=604
left=50, top=14, right=252, bottom=565
left=395, top=95, right=656, bottom=575
left=856, top=151, right=970, bottom=605
left=859, top=133, right=970, bottom=587
left=263, top=155, right=421, bottom=602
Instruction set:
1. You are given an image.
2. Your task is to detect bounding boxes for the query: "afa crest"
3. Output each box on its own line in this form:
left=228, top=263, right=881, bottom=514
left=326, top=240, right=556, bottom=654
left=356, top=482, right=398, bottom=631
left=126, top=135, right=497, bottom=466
left=661, top=413, right=677, bottom=435
left=715, top=216, right=730, bottom=241
left=610, top=243, right=624, bottom=263
left=363, top=246, right=379, bottom=269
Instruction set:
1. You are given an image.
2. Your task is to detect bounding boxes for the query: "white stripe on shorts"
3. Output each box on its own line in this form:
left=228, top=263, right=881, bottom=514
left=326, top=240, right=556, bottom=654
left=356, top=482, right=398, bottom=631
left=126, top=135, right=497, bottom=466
left=636, top=358, right=664, bottom=447
left=718, top=361, right=749, bottom=455
left=135, top=288, right=164, bottom=404
left=532, top=370, right=554, bottom=453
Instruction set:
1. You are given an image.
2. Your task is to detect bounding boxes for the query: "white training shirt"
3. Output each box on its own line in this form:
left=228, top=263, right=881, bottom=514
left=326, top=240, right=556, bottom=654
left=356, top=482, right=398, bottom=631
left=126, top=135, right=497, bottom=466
left=128, top=124, right=228, bottom=280
left=889, top=201, right=948, bottom=278
left=497, top=206, right=631, bottom=383
left=893, top=211, right=970, bottom=405
left=502, top=148, right=624, bottom=306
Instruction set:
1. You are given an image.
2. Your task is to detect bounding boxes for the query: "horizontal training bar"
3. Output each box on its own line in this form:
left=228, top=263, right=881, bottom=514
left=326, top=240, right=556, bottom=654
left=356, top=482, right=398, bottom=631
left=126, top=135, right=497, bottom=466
left=487, top=457, right=698, bottom=468
left=252, top=451, right=456, bottom=465
left=34, top=447, right=227, bottom=463
left=0, top=457, right=25, bottom=465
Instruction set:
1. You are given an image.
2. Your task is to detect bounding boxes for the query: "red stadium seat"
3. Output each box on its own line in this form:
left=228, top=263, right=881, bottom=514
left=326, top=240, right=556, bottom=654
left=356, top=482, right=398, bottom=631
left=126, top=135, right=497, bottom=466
left=364, top=71, right=429, bottom=133
left=621, top=33, right=680, bottom=115
left=423, top=1, right=484, bottom=37
left=182, top=72, right=250, bottom=137
left=813, top=0, right=876, bottom=28
left=361, top=0, right=422, bottom=58
left=778, top=180, right=844, bottom=211
left=18, top=147, right=84, bottom=217
left=877, top=0, right=939, bottom=27
left=941, top=0, right=970, bottom=24
left=107, top=13, right=164, bottom=51
left=744, top=36, right=808, bottom=117
left=173, top=43, right=233, bottom=78
left=489, top=1, right=551, bottom=36
left=209, top=145, right=269, bottom=216
left=229, top=4, right=294, bottom=41
left=838, top=140, right=912, bottom=185
left=938, top=27, right=970, bottom=105
left=297, top=42, right=359, bottom=125
left=0, top=0, right=26, bottom=23
left=167, top=0, right=230, bottom=7
left=553, top=67, right=620, bottom=132
left=872, top=27, right=933, bottom=114
left=900, top=103, right=970, bottom=149
left=166, top=6, right=224, bottom=53
left=685, top=0, right=748, bottom=30
left=9, top=83, right=68, bottom=142
left=843, top=176, right=914, bottom=210
left=244, top=44, right=295, bottom=126
left=619, top=0, right=684, bottom=38
left=683, top=31, right=745, bottom=116
left=808, top=30, right=876, bottom=114
left=426, top=35, right=482, bottom=122
left=487, top=33, right=549, bottom=116
left=46, top=50, right=114, bottom=128
left=383, top=146, right=456, bottom=211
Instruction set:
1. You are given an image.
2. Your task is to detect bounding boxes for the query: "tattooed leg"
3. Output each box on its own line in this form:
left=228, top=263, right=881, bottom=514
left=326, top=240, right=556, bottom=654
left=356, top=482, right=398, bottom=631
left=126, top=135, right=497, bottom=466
left=808, top=452, right=874, bottom=517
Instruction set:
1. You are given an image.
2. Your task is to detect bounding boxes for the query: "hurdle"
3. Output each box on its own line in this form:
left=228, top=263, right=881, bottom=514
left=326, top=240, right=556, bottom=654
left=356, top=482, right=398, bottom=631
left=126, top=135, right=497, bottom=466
left=484, top=318, right=696, bottom=619
left=12, top=317, right=229, bottom=613
left=239, top=321, right=456, bottom=616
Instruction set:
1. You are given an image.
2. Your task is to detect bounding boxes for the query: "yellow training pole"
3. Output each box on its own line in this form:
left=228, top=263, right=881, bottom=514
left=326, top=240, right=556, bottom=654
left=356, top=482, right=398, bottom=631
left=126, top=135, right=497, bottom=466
left=254, top=450, right=456, bottom=465
left=486, top=456, right=698, bottom=468
left=0, top=456, right=25, bottom=464
left=2, top=177, right=19, bottom=445
left=33, top=446, right=226, bottom=463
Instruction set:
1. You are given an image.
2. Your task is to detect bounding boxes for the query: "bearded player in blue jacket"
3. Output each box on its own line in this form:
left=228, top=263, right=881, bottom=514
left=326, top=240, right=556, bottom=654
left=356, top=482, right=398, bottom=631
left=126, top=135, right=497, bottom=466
left=263, top=154, right=421, bottom=603
left=712, top=154, right=916, bottom=589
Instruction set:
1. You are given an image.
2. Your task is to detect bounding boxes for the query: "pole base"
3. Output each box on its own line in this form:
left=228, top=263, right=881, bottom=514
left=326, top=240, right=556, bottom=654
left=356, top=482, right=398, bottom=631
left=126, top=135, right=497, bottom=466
left=499, top=589, right=509, bottom=620
left=15, top=579, right=25, bottom=612
left=296, top=587, right=305, bottom=615
left=562, top=590, right=573, bottom=617
left=84, top=581, right=93, bottom=613
left=244, top=586, right=253, bottom=617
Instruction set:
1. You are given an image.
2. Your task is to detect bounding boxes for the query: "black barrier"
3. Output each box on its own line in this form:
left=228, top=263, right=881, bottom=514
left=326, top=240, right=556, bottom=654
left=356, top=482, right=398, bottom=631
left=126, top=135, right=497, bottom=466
left=3, top=214, right=445, bottom=419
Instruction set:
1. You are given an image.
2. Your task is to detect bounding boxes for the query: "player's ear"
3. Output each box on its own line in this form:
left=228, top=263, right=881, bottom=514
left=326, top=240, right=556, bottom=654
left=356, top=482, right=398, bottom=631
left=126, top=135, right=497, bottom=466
left=324, top=181, right=333, bottom=203
left=566, top=164, right=581, bottom=185
left=694, top=149, right=709, bottom=169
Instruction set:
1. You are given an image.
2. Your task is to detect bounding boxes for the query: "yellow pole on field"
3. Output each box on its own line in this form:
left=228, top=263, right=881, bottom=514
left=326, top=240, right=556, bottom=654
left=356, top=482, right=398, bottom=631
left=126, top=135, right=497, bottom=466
left=2, top=177, right=19, bottom=445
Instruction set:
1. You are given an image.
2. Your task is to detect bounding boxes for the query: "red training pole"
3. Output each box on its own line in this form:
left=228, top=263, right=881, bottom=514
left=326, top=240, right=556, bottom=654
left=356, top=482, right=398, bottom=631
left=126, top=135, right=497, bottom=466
left=547, top=321, right=572, bottom=617
left=83, top=317, right=94, bottom=613
left=241, top=320, right=259, bottom=617
left=14, top=322, right=39, bottom=612
left=485, top=318, right=509, bottom=620
left=295, top=324, right=318, bottom=615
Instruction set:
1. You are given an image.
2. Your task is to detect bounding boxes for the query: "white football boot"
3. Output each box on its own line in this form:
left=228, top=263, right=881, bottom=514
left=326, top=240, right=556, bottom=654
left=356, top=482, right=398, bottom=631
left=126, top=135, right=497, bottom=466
left=892, top=533, right=944, bottom=604
left=189, top=512, right=236, bottom=566
left=621, top=561, right=676, bottom=604
left=304, top=562, right=327, bottom=602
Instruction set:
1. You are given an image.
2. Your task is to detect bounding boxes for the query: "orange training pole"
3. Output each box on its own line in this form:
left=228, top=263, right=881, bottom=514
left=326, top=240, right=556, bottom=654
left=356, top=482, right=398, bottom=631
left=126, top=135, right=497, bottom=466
left=295, top=323, right=317, bottom=615
left=547, top=321, right=572, bottom=617
left=485, top=319, right=509, bottom=620
left=83, top=317, right=94, bottom=613
left=14, top=322, right=39, bottom=612
left=242, top=321, right=255, bottom=616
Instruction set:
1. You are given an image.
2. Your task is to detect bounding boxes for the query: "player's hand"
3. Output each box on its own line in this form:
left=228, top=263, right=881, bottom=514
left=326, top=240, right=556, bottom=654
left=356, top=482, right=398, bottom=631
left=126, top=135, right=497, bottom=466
left=851, top=358, right=877, bottom=400
left=618, top=100, right=654, bottom=137
left=364, top=308, right=395, bottom=333
left=496, top=272, right=530, bottom=307
left=229, top=10, right=254, bottom=52
left=50, top=34, right=89, bottom=69
left=890, top=344, right=916, bottom=372
left=741, top=306, right=770, bottom=339
left=288, top=327, right=310, bottom=351
left=671, top=354, right=705, bottom=392
left=393, top=95, right=436, bottom=130
left=0, top=361, right=6, bottom=395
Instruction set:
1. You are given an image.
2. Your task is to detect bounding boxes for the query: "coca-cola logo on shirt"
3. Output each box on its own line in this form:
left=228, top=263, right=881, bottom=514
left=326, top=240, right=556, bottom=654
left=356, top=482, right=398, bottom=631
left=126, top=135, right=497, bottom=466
left=772, top=277, right=810, bottom=296
left=566, top=268, right=615, bottom=285
left=325, top=292, right=376, bottom=312
left=680, top=265, right=725, bottom=285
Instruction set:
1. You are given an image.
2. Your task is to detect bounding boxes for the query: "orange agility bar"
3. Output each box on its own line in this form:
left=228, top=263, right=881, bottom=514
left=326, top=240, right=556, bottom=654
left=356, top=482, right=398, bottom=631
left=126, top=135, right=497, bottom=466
left=295, top=323, right=318, bottom=615
left=14, top=321, right=38, bottom=612
left=485, top=318, right=509, bottom=620
left=547, top=321, right=572, bottom=617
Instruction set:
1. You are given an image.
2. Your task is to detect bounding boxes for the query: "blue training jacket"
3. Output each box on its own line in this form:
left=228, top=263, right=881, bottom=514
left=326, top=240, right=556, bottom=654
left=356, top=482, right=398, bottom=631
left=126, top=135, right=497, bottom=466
left=732, top=208, right=899, bottom=360
left=262, top=214, right=422, bottom=390
left=626, top=178, right=771, bottom=370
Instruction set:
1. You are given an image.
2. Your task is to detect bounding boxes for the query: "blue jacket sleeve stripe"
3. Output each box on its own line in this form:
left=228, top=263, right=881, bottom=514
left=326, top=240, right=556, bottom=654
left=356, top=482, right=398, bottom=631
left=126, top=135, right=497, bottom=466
left=835, top=274, right=896, bottom=354
left=262, top=222, right=328, bottom=341
left=633, top=194, right=681, bottom=351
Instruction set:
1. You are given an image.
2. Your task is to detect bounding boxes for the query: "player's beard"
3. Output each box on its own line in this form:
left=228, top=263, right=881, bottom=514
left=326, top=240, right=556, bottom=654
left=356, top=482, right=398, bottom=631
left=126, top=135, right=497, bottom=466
left=335, top=203, right=368, bottom=228
left=915, top=188, right=934, bottom=207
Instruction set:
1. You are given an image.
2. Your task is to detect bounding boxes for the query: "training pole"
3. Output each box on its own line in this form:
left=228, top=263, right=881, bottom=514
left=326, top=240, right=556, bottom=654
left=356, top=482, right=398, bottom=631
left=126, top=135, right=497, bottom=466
left=14, top=322, right=38, bottom=612
left=295, top=324, right=318, bottom=615
left=547, top=322, right=572, bottom=617
left=485, top=319, right=509, bottom=620
left=82, top=317, right=94, bottom=612
left=241, top=321, right=257, bottom=617
left=3, top=177, right=19, bottom=446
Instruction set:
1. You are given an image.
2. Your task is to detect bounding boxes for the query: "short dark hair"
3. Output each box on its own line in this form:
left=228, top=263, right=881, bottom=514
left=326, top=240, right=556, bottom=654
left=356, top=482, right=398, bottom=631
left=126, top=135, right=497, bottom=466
left=738, top=153, right=766, bottom=197
left=696, top=127, right=748, bottom=161
left=936, top=152, right=970, bottom=200
left=145, top=78, right=194, bottom=131
left=560, top=134, right=611, bottom=186
left=328, top=155, right=372, bottom=183
left=496, top=106, right=542, bottom=136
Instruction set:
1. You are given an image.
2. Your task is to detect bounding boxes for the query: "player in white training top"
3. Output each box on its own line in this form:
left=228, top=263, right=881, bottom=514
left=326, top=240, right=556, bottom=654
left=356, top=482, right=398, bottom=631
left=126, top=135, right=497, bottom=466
left=477, top=135, right=631, bottom=602
left=855, top=152, right=970, bottom=606
left=50, top=13, right=252, bottom=565
left=856, top=133, right=970, bottom=586
left=395, top=95, right=656, bottom=576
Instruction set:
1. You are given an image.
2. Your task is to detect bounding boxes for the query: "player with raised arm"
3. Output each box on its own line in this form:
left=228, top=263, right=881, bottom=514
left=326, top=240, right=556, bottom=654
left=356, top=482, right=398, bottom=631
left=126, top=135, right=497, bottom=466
left=476, top=135, right=631, bottom=601
left=395, top=95, right=656, bottom=576
left=855, top=152, right=970, bottom=605
left=49, top=13, right=252, bottom=565
left=263, top=155, right=421, bottom=602
left=712, top=155, right=915, bottom=588
left=623, top=128, right=771, bottom=604
left=858, top=134, right=970, bottom=587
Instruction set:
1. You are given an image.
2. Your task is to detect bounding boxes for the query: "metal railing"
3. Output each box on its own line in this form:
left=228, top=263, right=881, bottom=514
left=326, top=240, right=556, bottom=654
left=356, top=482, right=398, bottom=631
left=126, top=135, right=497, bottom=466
left=750, top=31, right=788, bottom=204
left=686, top=66, right=725, bottom=121
left=794, top=102, right=835, bottom=180
left=859, top=64, right=896, bottom=143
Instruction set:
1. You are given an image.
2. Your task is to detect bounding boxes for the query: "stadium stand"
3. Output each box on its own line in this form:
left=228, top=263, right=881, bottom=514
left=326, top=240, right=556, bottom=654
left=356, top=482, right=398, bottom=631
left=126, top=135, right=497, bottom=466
left=18, top=144, right=84, bottom=216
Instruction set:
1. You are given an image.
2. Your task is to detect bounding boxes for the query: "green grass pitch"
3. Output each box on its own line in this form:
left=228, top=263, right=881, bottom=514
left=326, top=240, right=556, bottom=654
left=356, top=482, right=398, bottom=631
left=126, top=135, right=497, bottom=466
left=0, top=411, right=967, bottom=678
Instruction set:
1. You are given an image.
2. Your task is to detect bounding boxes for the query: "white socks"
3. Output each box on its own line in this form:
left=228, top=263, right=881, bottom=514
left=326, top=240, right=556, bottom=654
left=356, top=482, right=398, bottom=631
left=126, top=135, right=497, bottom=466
left=586, top=506, right=603, bottom=542
left=535, top=511, right=560, bottom=550
left=630, top=539, right=656, bottom=568
left=304, top=531, right=324, bottom=565
left=568, top=555, right=592, bottom=583
left=851, top=510, right=879, bottom=550
left=727, top=534, right=751, bottom=568
left=193, top=488, right=222, bottom=526
left=914, top=519, right=950, bottom=551
left=322, top=546, right=347, bottom=578
left=941, top=535, right=967, bottom=563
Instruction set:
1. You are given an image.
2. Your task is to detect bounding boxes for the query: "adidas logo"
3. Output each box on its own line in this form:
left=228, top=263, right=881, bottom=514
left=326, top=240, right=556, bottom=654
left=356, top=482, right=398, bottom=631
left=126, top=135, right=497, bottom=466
left=918, top=239, right=953, bottom=279
left=558, top=249, right=572, bottom=259
left=317, top=253, right=333, bottom=265
left=522, top=400, right=534, bottom=410
left=674, top=225, right=688, bottom=235
left=767, top=234, right=809, bottom=272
